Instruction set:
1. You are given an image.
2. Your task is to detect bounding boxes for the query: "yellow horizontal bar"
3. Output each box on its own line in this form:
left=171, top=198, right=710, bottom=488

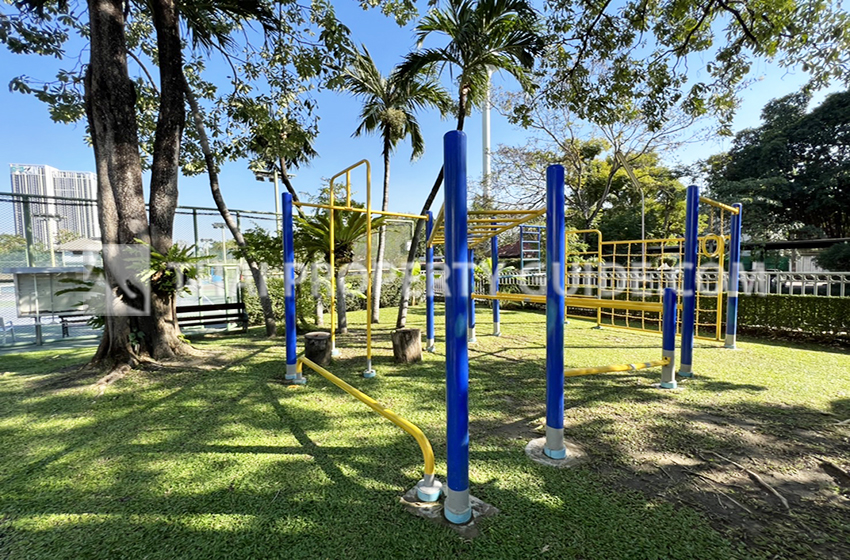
left=699, top=196, right=740, bottom=214
left=296, top=202, right=425, bottom=220
left=474, top=292, right=546, bottom=303
left=468, top=209, right=543, bottom=215
left=298, top=357, right=436, bottom=477
left=564, top=358, right=669, bottom=377
left=426, top=204, right=445, bottom=248
left=472, top=292, right=664, bottom=312
left=602, top=237, right=684, bottom=245
left=470, top=208, right=546, bottom=249
left=330, top=159, right=369, bottom=184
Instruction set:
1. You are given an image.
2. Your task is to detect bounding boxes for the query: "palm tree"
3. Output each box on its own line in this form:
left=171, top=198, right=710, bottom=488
left=339, top=45, right=451, bottom=324
left=393, top=0, right=543, bottom=328
left=295, top=206, right=385, bottom=334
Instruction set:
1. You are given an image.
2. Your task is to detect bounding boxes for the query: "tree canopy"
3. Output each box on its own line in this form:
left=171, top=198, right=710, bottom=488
left=704, top=89, right=850, bottom=239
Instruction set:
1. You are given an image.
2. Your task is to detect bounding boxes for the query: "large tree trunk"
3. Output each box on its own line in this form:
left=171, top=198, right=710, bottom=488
left=86, top=0, right=187, bottom=369
left=144, top=0, right=191, bottom=358
left=371, top=136, right=391, bottom=323
left=395, top=90, right=468, bottom=328
left=183, top=75, right=277, bottom=337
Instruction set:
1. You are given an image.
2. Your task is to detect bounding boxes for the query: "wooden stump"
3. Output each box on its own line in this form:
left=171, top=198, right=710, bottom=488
left=392, top=328, right=422, bottom=363
left=304, top=331, right=332, bottom=366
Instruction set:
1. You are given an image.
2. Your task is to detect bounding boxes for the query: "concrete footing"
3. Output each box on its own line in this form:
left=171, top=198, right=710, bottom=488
left=525, top=437, right=586, bottom=468
left=400, top=487, right=499, bottom=539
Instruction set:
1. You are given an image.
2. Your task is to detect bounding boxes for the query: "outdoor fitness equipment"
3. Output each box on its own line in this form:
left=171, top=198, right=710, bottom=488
left=280, top=162, right=442, bottom=505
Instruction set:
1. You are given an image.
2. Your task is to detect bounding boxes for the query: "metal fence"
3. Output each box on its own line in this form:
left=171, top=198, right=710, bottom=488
left=436, top=270, right=850, bottom=299
left=0, top=191, right=420, bottom=348
left=0, top=192, right=276, bottom=347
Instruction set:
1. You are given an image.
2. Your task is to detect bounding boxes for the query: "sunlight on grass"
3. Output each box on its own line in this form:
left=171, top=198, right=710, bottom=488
left=0, top=304, right=847, bottom=559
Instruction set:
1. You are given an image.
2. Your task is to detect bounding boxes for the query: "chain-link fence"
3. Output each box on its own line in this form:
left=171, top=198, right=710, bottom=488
left=0, top=192, right=280, bottom=347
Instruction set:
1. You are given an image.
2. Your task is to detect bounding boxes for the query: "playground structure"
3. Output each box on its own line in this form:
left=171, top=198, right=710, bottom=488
left=279, top=131, right=743, bottom=526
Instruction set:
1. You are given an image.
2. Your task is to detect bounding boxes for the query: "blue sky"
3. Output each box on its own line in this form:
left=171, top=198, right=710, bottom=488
left=0, top=2, right=836, bottom=232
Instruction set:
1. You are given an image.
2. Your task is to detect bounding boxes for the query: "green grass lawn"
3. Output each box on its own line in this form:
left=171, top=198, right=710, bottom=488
left=0, top=304, right=848, bottom=559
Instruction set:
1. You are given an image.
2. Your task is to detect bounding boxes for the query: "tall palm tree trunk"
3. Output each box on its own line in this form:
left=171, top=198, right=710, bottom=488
left=396, top=91, right=468, bottom=329
left=336, top=263, right=349, bottom=334
left=371, top=136, right=392, bottom=323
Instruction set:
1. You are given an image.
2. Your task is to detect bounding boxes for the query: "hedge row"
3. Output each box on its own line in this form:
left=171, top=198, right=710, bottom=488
left=738, top=294, right=850, bottom=335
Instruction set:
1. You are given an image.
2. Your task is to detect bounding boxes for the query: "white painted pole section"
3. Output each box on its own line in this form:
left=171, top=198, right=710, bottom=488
left=482, top=67, right=493, bottom=202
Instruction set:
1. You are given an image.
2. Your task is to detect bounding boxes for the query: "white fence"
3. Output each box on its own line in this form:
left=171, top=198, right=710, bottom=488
left=435, top=270, right=850, bottom=297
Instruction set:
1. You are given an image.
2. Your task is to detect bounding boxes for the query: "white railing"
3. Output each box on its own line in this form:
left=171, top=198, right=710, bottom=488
left=739, top=271, right=850, bottom=297
left=468, top=270, right=850, bottom=297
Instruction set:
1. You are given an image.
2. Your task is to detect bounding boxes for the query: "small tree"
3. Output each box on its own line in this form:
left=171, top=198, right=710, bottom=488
left=295, top=205, right=385, bottom=334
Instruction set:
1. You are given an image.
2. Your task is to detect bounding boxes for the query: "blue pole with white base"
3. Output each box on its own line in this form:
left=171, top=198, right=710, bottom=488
left=725, top=203, right=743, bottom=349
left=444, top=131, right=472, bottom=524
left=660, top=287, right=678, bottom=389
left=282, top=193, right=304, bottom=384
left=544, top=164, right=567, bottom=460
left=425, top=211, right=436, bottom=352
left=679, top=184, right=699, bottom=378
left=491, top=234, right=501, bottom=336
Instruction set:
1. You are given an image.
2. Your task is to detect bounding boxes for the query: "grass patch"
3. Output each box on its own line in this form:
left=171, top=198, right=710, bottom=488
left=0, top=304, right=848, bottom=559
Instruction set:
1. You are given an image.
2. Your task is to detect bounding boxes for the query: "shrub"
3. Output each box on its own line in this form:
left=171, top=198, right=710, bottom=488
left=738, top=294, right=850, bottom=334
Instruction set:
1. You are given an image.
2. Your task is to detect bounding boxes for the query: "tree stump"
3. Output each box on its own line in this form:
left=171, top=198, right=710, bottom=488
left=304, top=331, right=332, bottom=366
left=391, top=328, right=422, bottom=363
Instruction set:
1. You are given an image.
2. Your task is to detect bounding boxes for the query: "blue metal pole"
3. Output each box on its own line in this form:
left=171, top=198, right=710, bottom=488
left=444, top=130, right=471, bottom=525
left=520, top=225, right=525, bottom=271
left=679, top=184, right=699, bottom=378
left=491, top=234, right=501, bottom=336
left=725, top=203, right=743, bottom=349
left=468, top=249, right=477, bottom=343
left=426, top=211, right=436, bottom=352
left=660, top=287, right=678, bottom=389
left=282, top=193, right=304, bottom=384
left=544, top=164, right=567, bottom=459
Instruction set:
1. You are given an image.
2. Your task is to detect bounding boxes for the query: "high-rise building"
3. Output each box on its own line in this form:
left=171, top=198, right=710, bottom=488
left=9, top=164, right=100, bottom=245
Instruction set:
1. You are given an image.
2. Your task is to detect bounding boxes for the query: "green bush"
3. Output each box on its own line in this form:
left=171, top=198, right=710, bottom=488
left=738, top=294, right=850, bottom=334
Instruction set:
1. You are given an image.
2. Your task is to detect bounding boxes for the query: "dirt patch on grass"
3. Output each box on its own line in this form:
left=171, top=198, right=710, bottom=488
left=586, top=407, right=850, bottom=559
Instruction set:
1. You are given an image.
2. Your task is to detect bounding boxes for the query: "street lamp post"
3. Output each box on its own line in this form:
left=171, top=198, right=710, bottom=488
left=212, top=223, right=227, bottom=264
left=212, top=223, right=229, bottom=304
left=33, top=213, right=63, bottom=267
left=253, top=169, right=282, bottom=235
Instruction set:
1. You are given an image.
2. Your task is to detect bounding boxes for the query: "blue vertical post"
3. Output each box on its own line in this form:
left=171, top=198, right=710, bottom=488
left=468, top=249, right=477, bottom=342
left=519, top=225, right=525, bottom=271
left=282, top=193, right=304, bottom=384
left=725, top=203, right=743, bottom=349
left=660, top=287, right=678, bottom=389
left=544, top=165, right=567, bottom=459
left=679, top=184, right=699, bottom=378
left=444, top=130, right=471, bottom=525
left=491, top=234, right=501, bottom=336
left=425, top=211, right=436, bottom=352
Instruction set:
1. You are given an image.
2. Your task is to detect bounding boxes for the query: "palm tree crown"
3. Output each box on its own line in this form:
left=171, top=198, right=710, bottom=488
left=340, top=45, right=451, bottom=159
left=398, top=0, right=542, bottom=127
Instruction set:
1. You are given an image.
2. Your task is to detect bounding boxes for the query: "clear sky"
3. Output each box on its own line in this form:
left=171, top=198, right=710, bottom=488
left=0, top=2, right=836, bottom=236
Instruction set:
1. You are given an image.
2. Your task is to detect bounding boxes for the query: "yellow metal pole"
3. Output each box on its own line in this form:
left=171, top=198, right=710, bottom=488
left=329, top=177, right=336, bottom=356
left=297, top=357, right=440, bottom=499
left=564, top=358, right=669, bottom=377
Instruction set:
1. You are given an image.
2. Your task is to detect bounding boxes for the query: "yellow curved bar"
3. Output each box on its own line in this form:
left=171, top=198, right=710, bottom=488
left=699, top=196, right=740, bottom=214
left=297, top=357, right=436, bottom=477
left=564, top=358, right=669, bottom=378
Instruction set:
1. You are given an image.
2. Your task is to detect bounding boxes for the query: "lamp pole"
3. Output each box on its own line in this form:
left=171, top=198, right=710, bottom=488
left=33, top=213, right=63, bottom=267
left=253, top=169, right=283, bottom=235
left=212, top=223, right=227, bottom=264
